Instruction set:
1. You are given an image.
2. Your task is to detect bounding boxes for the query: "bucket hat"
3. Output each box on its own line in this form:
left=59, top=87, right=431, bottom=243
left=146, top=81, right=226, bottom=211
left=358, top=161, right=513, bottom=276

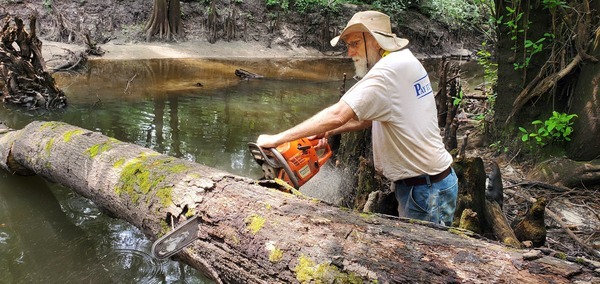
left=330, top=11, right=409, bottom=51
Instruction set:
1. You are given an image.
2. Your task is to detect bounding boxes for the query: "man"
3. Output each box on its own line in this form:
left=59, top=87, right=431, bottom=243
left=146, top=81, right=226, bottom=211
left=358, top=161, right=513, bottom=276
left=256, top=11, right=458, bottom=226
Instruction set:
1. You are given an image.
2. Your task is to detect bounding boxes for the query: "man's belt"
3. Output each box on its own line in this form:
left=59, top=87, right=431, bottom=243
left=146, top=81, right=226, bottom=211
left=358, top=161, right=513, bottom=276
left=397, top=167, right=452, bottom=186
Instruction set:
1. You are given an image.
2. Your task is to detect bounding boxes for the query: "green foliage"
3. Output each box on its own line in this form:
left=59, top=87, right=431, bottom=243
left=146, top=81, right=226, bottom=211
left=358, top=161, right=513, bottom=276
left=266, top=0, right=289, bottom=12
left=503, top=5, right=524, bottom=43
left=452, top=89, right=464, bottom=107
left=489, top=140, right=508, bottom=153
left=476, top=41, right=497, bottom=86
left=541, top=0, right=568, bottom=10
left=501, top=0, right=566, bottom=70
left=371, top=0, right=408, bottom=23
left=420, top=0, right=493, bottom=31
left=265, top=0, right=342, bottom=15
left=518, top=111, right=578, bottom=146
left=294, top=0, right=342, bottom=14
left=513, top=33, right=554, bottom=70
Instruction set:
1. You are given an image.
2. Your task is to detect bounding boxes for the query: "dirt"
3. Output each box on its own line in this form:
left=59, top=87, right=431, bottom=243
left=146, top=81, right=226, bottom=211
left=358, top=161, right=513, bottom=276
left=3, top=0, right=599, bottom=269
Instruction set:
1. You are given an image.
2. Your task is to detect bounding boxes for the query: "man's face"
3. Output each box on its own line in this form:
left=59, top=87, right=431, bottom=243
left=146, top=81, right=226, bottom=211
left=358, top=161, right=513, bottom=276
left=343, top=33, right=369, bottom=79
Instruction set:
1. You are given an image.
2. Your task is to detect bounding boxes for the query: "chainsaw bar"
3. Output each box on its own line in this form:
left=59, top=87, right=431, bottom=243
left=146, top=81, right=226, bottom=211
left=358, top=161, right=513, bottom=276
left=151, top=215, right=200, bottom=259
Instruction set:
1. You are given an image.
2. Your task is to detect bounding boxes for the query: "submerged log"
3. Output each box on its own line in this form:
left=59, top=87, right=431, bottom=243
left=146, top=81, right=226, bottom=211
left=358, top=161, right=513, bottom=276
left=234, top=68, right=264, bottom=80
left=0, top=121, right=596, bottom=283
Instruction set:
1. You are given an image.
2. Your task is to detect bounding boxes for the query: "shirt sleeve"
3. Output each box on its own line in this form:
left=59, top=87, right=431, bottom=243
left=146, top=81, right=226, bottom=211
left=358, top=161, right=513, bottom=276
left=340, top=70, right=392, bottom=122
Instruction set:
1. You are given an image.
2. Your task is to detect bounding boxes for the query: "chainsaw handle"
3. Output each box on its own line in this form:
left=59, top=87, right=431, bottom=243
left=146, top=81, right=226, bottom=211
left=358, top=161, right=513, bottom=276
left=316, top=143, right=333, bottom=167
left=308, top=138, right=332, bottom=167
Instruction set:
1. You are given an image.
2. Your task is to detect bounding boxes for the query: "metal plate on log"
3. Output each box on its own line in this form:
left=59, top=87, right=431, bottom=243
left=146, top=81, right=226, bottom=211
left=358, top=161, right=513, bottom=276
left=151, top=215, right=200, bottom=259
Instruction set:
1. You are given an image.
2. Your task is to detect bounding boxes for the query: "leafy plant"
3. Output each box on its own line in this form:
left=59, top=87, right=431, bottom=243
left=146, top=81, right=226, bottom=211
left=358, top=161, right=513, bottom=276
left=489, top=140, right=508, bottom=153
left=513, top=33, right=554, bottom=69
left=503, top=5, right=524, bottom=43
left=294, top=0, right=341, bottom=14
left=452, top=89, right=464, bottom=107
left=477, top=41, right=497, bottom=86
left=541, top=0, right=568, bottom=10
left=518, top=111, right=578, bottom=146
left=371, top=0, right=408, bottom=24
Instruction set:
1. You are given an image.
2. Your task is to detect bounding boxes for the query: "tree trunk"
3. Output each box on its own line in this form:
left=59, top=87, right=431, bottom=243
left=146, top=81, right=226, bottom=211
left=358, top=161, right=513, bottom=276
left=145, top=0, right=182, bottom=41
left=566, top=11, right=600, bottom=160
left=335, top=129, right=391, bottom=211
left=0, top=121, right=595, bottom=283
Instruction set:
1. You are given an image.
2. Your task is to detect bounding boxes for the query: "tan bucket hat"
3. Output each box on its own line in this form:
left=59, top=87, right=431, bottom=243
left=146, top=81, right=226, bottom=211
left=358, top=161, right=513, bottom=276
left=330, top=11, right=409, bottom=51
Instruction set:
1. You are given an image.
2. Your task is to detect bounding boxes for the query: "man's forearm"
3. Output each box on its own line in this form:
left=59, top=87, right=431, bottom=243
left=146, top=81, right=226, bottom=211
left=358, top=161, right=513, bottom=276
left=279, top=103, right=351, bottom=142
left=327, top=119, right=372, bottom=137
left=257, top=100, right=356, bottom=148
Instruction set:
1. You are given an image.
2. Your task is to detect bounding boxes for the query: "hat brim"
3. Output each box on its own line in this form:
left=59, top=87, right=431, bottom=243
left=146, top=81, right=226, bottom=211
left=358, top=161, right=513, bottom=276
left=330, top=23, right=409, bottom=52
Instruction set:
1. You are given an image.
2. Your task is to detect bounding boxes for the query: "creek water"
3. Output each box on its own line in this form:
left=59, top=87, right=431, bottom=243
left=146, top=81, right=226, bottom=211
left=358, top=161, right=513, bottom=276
left=0, top=56, right=481, bottom=283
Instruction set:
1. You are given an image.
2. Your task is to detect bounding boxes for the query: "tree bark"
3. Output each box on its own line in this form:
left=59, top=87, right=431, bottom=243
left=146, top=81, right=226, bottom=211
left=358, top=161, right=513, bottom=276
left=145, top=0, right=182, bottom=41
left=567, top=12, right=600, bottom=160
left=0, top=121, right=596, bottom=283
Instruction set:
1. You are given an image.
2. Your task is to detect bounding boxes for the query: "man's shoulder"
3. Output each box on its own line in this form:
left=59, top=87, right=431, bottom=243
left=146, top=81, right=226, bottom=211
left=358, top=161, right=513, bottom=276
left=385, top=48, right=416, bottom=61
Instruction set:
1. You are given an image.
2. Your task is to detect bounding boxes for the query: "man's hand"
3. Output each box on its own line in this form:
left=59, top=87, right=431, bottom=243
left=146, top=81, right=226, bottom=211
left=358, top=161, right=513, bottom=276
left=308, top=132, right=329, bottom=150
left=256, top=134, right=283, bottom=148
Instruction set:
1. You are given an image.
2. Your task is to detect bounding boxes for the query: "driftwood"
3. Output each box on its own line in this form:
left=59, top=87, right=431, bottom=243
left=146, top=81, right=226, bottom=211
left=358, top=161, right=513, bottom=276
left=0, top=16, right=67, bottom=109
left=234, top=68, right=264, bottom=80
left=0, top=121, right=597, bottom=283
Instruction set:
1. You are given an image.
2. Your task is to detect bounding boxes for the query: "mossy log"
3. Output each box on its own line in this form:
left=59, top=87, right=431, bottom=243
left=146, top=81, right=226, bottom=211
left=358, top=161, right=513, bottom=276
left=0, top=121, right=596, bottom=283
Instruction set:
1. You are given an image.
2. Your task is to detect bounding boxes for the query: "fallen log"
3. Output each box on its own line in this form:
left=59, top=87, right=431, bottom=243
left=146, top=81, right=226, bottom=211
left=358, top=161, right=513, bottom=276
left=0, top=120, right=597, bottom=283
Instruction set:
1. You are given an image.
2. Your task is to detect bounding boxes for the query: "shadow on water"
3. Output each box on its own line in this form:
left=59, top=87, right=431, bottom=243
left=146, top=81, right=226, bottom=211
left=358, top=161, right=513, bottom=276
left=0, top=56, right=481, bottom=282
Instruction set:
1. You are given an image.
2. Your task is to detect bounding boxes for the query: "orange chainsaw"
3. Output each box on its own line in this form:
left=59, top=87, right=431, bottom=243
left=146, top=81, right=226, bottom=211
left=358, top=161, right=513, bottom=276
left=248, top=137, right=332, bottom=190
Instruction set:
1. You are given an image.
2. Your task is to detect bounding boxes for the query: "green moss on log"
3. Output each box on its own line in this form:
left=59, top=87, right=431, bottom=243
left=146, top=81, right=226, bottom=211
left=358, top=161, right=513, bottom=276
left=115, top=153, right=191, bottom=207
left=294, top=254, right=364, bottom=283
left=268, top=247, right=284, bottom=263
left=85, top=138, right=119, bottom=158
left=246, top=214, right=265, bottom=235
left=45, top=137, right=55, bottom=155
left=63, top=129, right=85, bottom=142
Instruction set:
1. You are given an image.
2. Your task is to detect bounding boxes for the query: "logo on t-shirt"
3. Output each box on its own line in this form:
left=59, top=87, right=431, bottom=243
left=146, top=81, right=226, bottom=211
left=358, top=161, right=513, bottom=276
left=413, top=74, right=433, bottom=99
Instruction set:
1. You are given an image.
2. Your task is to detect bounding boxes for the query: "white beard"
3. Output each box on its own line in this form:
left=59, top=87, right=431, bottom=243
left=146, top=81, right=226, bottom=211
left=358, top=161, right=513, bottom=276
left=352, top=56, right=368, bottom=80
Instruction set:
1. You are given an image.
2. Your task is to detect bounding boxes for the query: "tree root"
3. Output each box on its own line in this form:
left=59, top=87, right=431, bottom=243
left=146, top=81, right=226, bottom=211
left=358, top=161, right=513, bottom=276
left=507, top=54, right=582, bottom=123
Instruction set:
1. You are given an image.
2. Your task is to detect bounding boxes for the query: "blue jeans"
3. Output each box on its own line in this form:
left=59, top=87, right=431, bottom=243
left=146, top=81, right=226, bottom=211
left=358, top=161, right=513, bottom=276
left=394, top=168, right=458, bottom=226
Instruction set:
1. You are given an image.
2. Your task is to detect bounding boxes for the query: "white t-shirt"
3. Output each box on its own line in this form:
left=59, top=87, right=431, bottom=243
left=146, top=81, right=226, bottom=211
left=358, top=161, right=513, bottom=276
left=341, top=49, right=453, bottom=181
